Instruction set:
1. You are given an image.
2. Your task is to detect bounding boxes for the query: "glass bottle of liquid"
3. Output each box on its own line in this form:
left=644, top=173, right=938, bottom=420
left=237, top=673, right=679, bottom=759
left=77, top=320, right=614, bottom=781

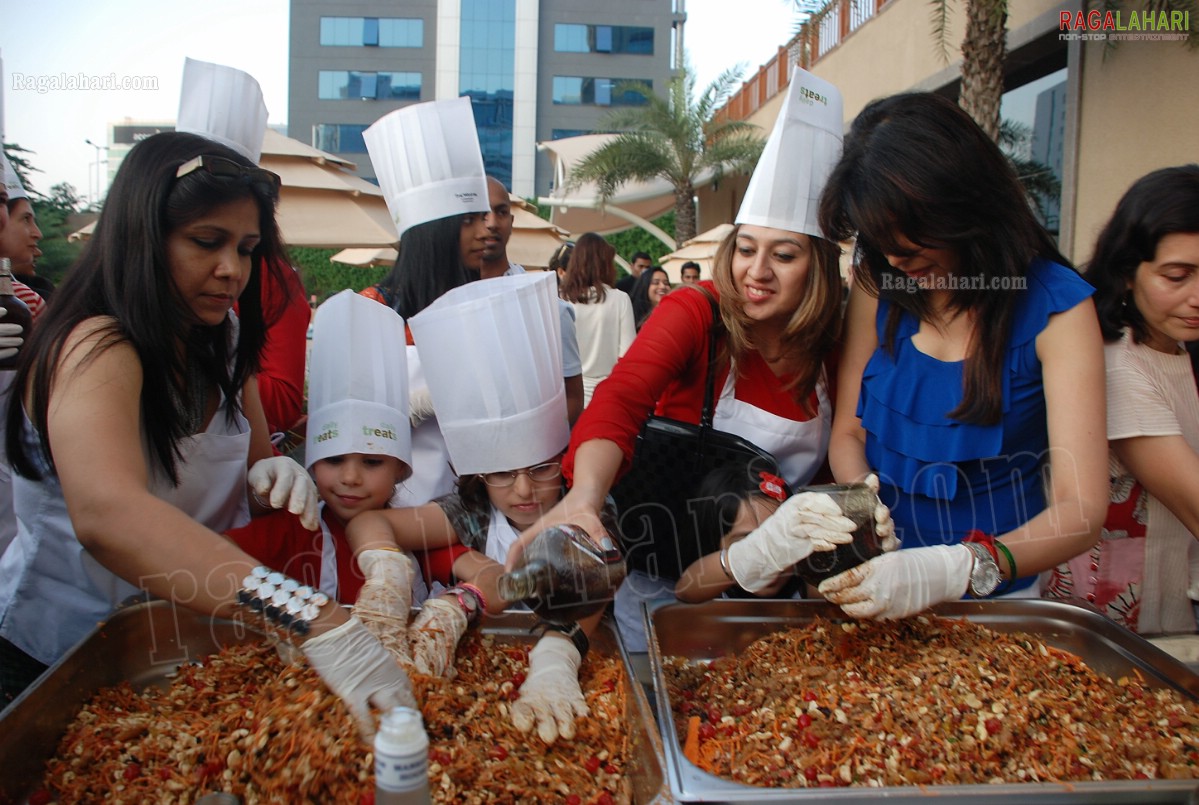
left=374, top=706, right=432, bottom=805
left=0, top=258, right=31, bottom=371
left=497, top=524, right=627, bottom=623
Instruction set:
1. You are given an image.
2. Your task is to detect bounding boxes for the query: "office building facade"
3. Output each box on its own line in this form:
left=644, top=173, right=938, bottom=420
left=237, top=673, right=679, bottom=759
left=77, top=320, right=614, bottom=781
left=288, top=0, right=681, bottom=197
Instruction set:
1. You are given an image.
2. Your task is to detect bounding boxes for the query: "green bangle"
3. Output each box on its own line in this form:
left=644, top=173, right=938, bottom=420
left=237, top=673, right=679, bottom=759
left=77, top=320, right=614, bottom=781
left=994, top=541, right=1017, bottom=593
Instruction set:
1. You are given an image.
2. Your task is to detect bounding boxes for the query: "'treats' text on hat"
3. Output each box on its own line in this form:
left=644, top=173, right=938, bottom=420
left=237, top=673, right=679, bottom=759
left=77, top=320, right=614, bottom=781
left=736, top=67, right=843, bottom=240
left=176, top=57, right=269, bottom=164
left=363, top=97, right=490, bottom=239
left=409, top=273, right=567, bottom=476
left=1, top=152, right=28, bottom=201
left=306, top=291, right=412, bottom=473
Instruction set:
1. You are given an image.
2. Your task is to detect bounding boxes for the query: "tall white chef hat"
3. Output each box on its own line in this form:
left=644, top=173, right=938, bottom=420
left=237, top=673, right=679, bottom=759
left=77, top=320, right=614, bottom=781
left=306, top=290, right=412, bottom=473
left=736, top=67, right=843, bottom=240
left=176, top=57, right=268, bottom=163
left=1, top=151, right=28, bottom=201
left=363, top=97, right=489, bottom=239
left=410, top=273, right=567, bottom=475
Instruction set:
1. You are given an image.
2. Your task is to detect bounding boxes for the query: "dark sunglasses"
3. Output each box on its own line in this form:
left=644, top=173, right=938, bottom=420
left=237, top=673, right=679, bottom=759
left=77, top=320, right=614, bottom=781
left=175, top=155, right=281, bottom=199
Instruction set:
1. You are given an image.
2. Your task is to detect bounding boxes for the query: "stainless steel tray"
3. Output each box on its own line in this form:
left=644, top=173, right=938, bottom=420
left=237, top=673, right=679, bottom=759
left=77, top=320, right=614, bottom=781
left=645, top=598, right=1199, bottom=804
left=0, top=601, right=669, bottom=804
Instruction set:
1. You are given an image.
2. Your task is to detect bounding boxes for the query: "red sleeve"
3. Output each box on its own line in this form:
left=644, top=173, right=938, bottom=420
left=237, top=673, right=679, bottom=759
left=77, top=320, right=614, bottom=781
left=256, top=261, right=309, bottom=434
left=225, top=511, right=325, bottom=591
left=566, top=282, right=717, bottom=483
left=413, top=545, right=472, bottom=589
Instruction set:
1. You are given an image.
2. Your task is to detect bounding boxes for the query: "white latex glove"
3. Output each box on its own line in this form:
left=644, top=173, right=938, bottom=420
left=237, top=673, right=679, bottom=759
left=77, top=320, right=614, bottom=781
left=352, top=550, right=416, bottom=667
left=0, top=307, right=23, bottom=361
left=301, top=616, right=417, bottom=739
left=818, top=544, right=973, bottom=619
left=725, top=491, right=858, bottom=593
left=409, top=387, right=436, bottom=428
left=510, top=634, right=588, bottom=743
left=864, top=474, right=899, bottom=553
left=408, top=596, right=468, bottom=679
left=247, top=456, right=320, bottom=531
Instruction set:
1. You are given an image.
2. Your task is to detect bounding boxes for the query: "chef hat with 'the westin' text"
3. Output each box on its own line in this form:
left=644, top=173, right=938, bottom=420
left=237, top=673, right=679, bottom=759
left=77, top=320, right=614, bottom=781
left=363, top=97, right=490, bottom=239
left=410, top=273, right=568, bottom=476
left=735, top=66, right=843, bottom=240
left=176, top=57, right=268, bottom=163
left=306, top=290, right=412, bottom=473
left=1, top=152, right=28, bottom=201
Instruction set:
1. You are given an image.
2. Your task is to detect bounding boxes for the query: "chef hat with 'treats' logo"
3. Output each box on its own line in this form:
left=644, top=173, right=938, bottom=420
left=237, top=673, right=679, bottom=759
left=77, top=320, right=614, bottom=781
left=363, top=97, right=490, bottom=239
left=1, top=152, right=28, bottom=201
left=736, top=66, right=843, bottom=240
left=306, top=291, right=412, bottom=473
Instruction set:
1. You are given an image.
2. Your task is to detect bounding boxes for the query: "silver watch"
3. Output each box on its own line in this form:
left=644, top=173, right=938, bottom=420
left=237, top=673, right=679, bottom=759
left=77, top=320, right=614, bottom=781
left=963, top=542, right=1001, bottom=598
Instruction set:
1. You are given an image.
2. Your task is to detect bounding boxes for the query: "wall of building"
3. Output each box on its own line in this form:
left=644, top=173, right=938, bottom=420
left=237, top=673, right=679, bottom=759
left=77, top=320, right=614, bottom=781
left=1071, top=38, right=1199, bottom=265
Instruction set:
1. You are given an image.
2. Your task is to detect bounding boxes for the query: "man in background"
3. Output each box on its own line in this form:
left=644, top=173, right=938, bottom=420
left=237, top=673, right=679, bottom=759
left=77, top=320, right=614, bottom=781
left=680, top=261, right=701, bottom=285
left=615, top=251, right=652, bottom=295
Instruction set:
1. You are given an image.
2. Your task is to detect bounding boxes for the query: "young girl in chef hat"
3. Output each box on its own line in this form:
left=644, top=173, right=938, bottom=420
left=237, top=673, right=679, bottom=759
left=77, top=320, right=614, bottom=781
left=348, top=272, right=608, bottom=744
left=361, top=98, right=492, bottom=509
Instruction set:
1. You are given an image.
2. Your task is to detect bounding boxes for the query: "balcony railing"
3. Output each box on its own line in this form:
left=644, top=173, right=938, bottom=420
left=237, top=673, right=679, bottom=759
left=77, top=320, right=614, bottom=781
left=714, top=0, right=887, bottom=124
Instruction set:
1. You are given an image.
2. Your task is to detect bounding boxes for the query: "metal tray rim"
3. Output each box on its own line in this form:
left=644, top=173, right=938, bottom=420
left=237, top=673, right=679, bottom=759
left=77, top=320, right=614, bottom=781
left=644, top=598, right=1199, bottom=803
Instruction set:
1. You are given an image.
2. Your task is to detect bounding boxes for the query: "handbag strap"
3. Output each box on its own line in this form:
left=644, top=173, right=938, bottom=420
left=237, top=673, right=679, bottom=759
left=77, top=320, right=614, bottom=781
left=687, top=285, right=723, bottom=429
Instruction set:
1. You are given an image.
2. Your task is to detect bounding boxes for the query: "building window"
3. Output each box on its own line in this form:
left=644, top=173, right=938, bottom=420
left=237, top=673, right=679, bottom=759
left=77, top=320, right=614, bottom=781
left=551, top=129, right=592, bottom=140
left=459, top=0, right=515, bottom=187
left=553, top=23, right=653, bottom=54
left=319, top=71, right=421, bottom=101
left=320, top=17, right=423, bottom=47
left=312, top=123, right=370, bottom=153
left=552, top=77, right=651, bottom=106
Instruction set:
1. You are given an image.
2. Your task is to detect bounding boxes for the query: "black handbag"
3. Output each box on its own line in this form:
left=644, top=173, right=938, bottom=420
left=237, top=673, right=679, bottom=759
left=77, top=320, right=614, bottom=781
left=610, top=287, right=781, bottom=581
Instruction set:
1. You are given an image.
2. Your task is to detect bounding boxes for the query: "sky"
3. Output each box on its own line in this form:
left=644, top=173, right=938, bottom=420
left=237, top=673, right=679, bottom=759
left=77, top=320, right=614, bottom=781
left=0, top=0, right=801, bottom=205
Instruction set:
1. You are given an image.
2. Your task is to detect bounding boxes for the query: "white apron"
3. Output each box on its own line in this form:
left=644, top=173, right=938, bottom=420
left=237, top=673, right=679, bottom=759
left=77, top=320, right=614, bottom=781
left=711, top=368, right=832, bottom=488
left=0, top=404, right=251, bottom=666
left=391, top=345, right=456, bottom=508
left=484, top=503, right=521, bottom=566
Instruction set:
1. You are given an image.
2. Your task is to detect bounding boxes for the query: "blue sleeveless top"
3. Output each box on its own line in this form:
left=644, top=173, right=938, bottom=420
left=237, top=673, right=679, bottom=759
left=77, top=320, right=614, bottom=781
left=858, top=259, right=1093, bottom=592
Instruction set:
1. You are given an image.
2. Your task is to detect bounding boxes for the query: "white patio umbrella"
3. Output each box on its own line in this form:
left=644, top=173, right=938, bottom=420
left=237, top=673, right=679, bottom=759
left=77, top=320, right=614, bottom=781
left=658, top=223, right=734, bottom=284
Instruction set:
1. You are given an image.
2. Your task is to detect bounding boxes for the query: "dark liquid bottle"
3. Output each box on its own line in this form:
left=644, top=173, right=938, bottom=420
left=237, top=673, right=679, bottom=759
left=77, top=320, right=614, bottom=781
left=0, top=259, right=31, bottom=371
left=497, top=524, right=627, bottom=623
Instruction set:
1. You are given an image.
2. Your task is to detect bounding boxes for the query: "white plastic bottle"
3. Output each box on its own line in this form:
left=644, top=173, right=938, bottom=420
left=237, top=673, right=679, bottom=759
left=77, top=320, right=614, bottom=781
left=374, top=706, right=433, bottom=805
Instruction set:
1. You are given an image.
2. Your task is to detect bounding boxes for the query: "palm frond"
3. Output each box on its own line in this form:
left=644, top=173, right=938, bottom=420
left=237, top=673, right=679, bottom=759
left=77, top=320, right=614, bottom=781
left=930, top=0, right=954, bottom=62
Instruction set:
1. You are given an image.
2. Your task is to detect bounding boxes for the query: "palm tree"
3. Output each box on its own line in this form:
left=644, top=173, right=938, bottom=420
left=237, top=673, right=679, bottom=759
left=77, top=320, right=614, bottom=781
left=568, top=64, right=766, bottom=244
left=930, top=0, right=1008, bottom=141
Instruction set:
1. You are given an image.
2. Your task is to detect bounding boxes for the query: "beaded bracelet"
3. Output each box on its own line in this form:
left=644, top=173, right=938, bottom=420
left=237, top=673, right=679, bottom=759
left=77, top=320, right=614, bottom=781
left=237, top=566, right=330, bottom=636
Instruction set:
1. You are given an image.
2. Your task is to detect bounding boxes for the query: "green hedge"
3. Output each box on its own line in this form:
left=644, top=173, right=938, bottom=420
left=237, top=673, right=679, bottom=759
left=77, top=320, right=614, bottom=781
left=288, top=247, right=388, bottom=302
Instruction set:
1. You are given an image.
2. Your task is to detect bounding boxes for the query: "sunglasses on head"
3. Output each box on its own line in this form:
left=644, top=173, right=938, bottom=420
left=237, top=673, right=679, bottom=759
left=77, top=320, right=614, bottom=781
left=175, top=155, right=281, bottom=199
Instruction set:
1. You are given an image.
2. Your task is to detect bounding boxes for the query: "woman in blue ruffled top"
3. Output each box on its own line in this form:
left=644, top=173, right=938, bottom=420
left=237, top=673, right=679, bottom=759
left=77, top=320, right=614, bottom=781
left=814, top=92, right=1108, bottom=618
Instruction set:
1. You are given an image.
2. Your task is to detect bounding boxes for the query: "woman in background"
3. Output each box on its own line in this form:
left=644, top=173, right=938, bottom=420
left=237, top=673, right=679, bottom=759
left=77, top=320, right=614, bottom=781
left=559, top=232, right=636, bottom=407
left=630, top=265, right=670, bottom=331
left=1044, top=165, right=1199, bottom=637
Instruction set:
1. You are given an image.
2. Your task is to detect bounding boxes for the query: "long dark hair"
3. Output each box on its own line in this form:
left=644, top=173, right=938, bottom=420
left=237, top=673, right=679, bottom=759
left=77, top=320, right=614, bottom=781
left=1085, top=165, right=1199, bottom=343
left=631, top=266, right=668, bottom=329
left=693, top=465, right=789, bottom=558
left=6, top=131, right=287, bottom=484
left=711, top=225, right=843, bottom=413
left=819, top=92, right=1069, bottom=425
left=559, top=232, right=615, bottom=304
left=391, top=214, right=477, bottom=319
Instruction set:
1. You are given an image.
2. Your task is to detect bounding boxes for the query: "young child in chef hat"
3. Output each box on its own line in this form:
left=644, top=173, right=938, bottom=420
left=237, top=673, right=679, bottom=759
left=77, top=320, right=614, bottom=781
left=347, top=272, right=614, bottom=744
left=226, top=290, right=428, bottom=608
